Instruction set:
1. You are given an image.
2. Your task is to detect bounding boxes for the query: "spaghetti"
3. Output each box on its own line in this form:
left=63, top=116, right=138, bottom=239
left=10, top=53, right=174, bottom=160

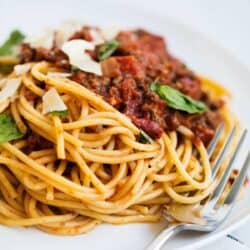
left=0, top=25, right=239, bottom=235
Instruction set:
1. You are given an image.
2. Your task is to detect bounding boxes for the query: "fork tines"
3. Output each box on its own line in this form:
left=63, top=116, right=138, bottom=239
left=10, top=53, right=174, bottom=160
left=204, top=127, right=249, bottom=213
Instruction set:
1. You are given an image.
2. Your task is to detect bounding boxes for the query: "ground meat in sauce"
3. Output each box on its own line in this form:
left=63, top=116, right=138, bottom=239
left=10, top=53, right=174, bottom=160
left=26, top=132, right=53, bottom=153
left=20, top=27, right=223, bottom=145
left=21, top=44, right=70, bottom=69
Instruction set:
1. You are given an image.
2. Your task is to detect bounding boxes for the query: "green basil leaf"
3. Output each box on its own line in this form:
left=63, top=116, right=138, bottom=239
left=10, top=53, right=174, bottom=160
left=0, top=64, right=14, bottom=74
left=181, top=64, right=187, bottom=69
left=97, top=39, right=119, bottom=61
left=0, top=114, right=24, bottom=143
left=151, top=82, right=206, bottom=114
left=50, top=110, right=68, bottom=117
left=0, top=30, right=25, bottom=56
left=71, top=65, right=79, bottom=73
left=139, top=129, right=154, bottom=144
left=150, top=79, right=158, bottom=92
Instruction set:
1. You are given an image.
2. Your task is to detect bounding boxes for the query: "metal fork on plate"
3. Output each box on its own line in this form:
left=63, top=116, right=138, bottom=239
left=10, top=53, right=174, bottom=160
left=147, top=124, right=250, bottom=250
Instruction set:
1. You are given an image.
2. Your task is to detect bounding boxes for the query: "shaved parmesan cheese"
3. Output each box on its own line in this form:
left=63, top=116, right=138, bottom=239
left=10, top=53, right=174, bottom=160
left=14, top=64, right=31, bottom=75
left=25, top=29, right=54, bottom=49
left=89, top=27, right=120, bottom=44
left=101, top=26, right=120, bottom=41
left=55, top=21, right=83, bottom=48
left=89, top=29, right=105, bottom=45
left=42, top=88, right=67, bottom=115
left=62, top=39, right=102, bottom=76
left=47, top=72, right=72, bottom=78
left=0, top=78, right=21, bottom=103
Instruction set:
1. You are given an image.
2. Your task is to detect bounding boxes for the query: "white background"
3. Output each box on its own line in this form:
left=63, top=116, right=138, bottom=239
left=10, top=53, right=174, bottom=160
left=1, top=0, right=250, bottom=249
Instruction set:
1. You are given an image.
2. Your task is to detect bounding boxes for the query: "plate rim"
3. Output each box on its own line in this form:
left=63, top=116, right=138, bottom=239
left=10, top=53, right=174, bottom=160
left=1, top=1, right=250, bottom=249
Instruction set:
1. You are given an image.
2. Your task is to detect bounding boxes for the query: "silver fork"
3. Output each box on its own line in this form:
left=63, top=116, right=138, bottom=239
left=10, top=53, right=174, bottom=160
left=147, top=125, right=249, bottom=250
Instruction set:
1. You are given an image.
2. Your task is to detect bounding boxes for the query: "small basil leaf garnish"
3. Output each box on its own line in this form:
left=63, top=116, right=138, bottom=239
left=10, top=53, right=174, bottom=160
left=0, top=114, right=24, bottom=143
left=0, top=30, right=25, bottom=56
left=71, top=65, right=79, bottom=73
left=139, top=129, right=154, bottom=144
left=97, top=39, right=119, bottom=61
left=150, top=81, right=206, bottom=114
left=50, top=110, right=68, bottom=117
left=0, top=65, right=14, bottom=74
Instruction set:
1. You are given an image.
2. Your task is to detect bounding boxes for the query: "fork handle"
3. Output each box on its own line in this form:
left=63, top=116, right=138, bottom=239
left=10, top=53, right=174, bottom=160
left=146, top=224, right=185, bottom=250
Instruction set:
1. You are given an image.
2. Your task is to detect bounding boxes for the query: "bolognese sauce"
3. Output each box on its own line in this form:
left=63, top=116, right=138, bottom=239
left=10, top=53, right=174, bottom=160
left=20, top=27, right=223, bottom=145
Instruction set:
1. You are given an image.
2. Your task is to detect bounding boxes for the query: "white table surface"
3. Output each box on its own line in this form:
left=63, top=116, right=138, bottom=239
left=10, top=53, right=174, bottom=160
left=1, top=0, right=250, bottom=249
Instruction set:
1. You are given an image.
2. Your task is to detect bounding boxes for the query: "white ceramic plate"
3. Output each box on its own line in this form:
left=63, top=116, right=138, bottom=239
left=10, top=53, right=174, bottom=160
left=1, top=1, right=250, bottom=249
